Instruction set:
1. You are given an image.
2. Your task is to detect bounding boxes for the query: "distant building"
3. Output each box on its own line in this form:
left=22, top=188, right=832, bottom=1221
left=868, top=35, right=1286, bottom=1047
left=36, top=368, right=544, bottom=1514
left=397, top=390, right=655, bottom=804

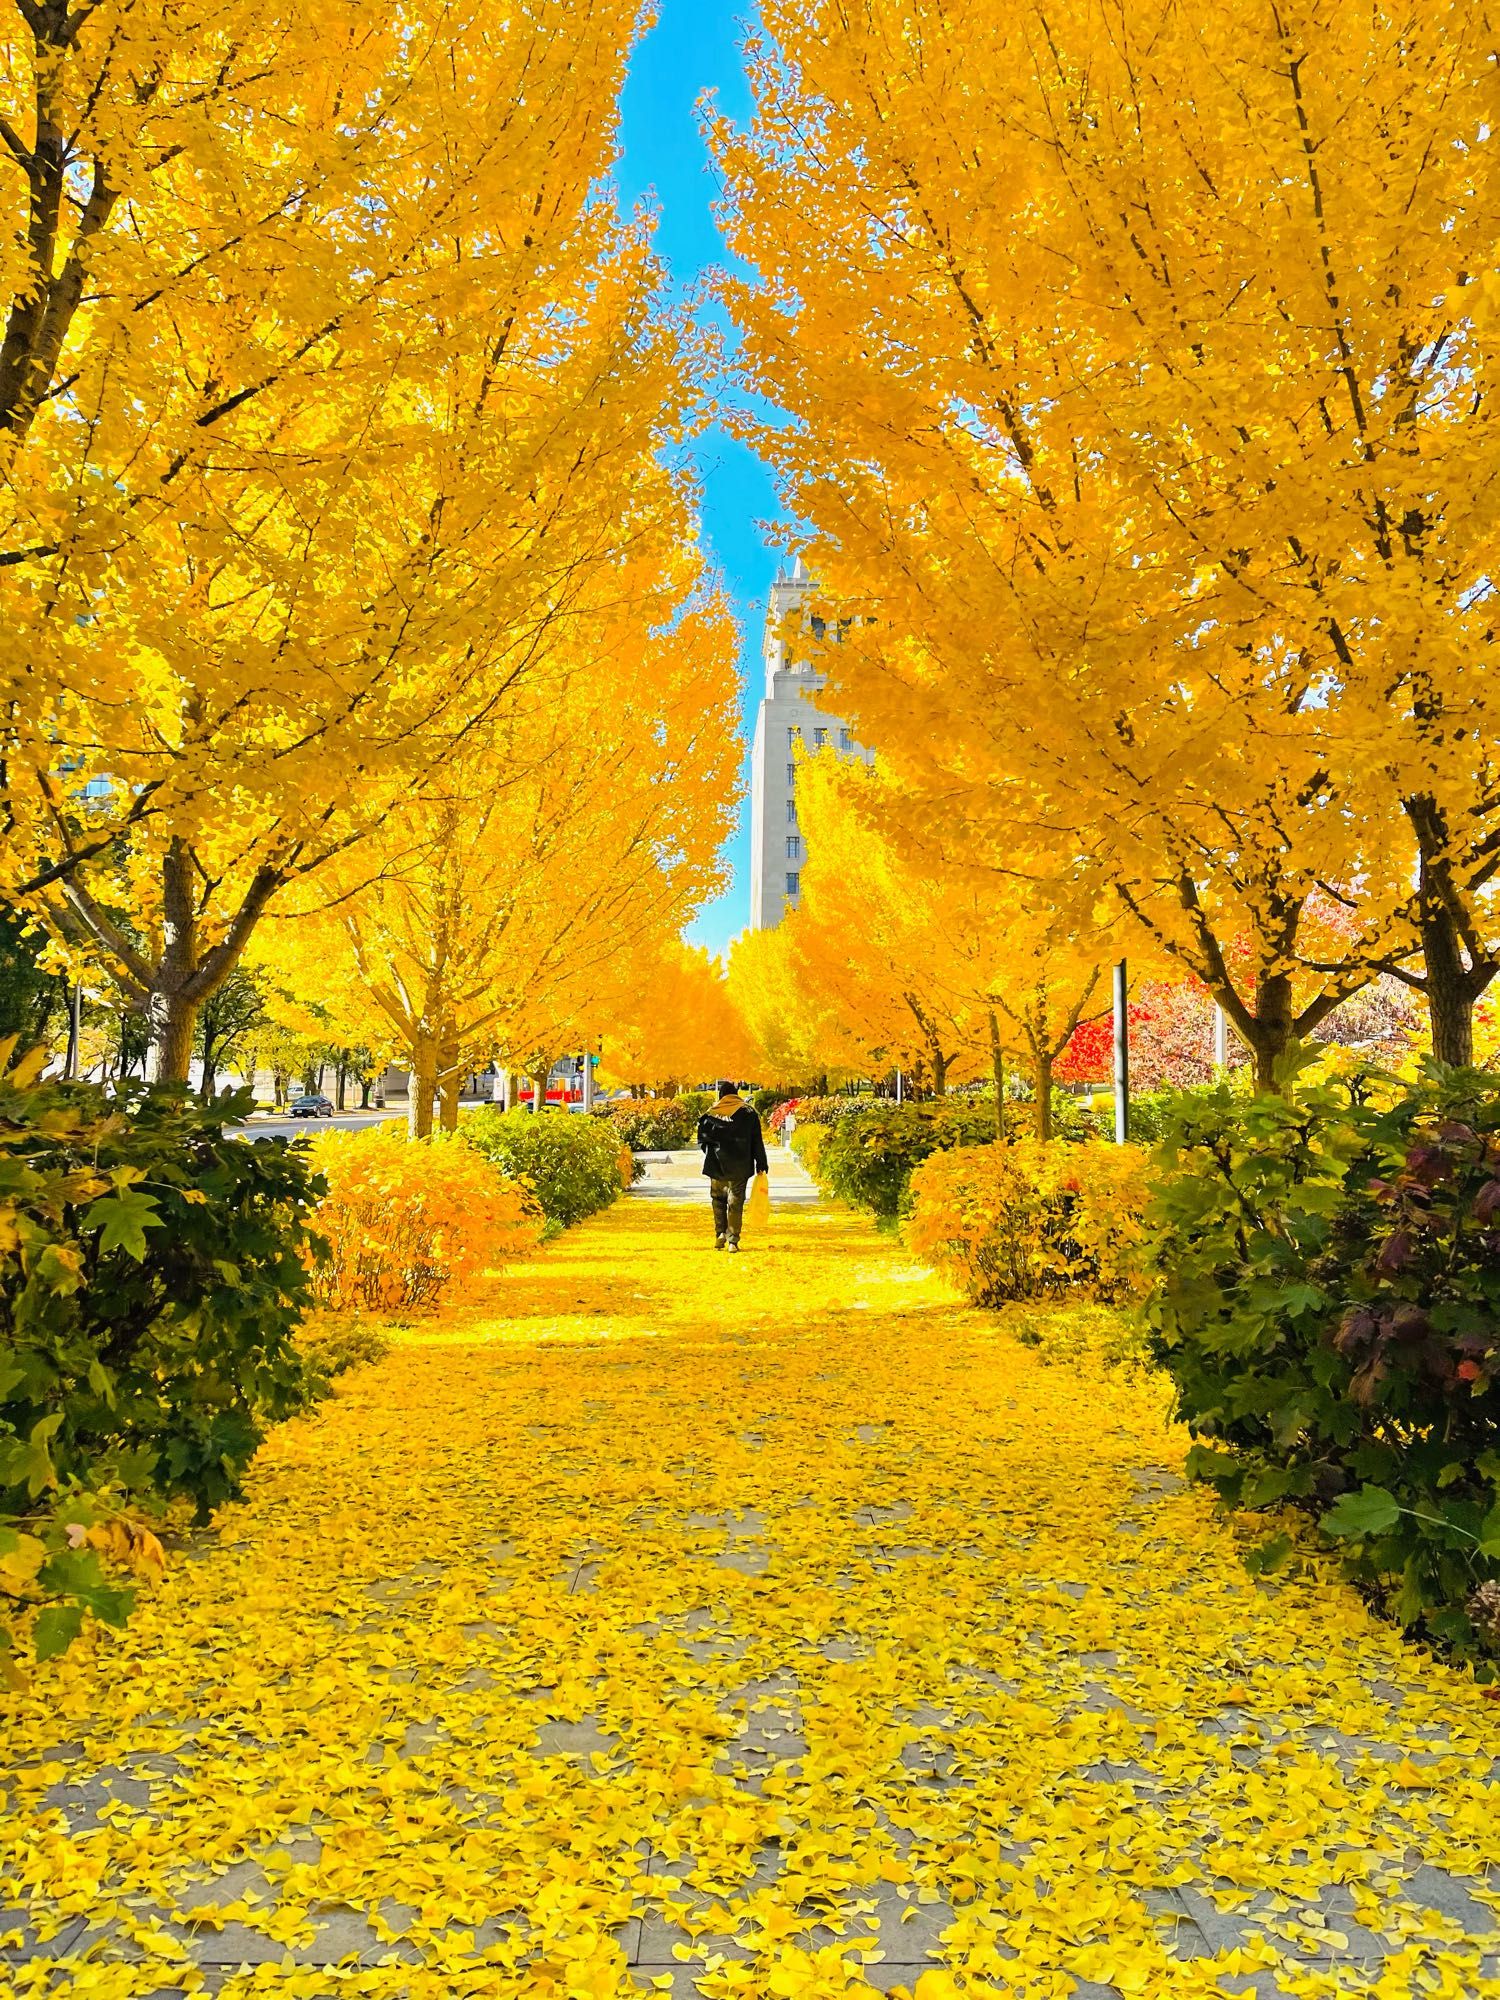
left=747, top=561, right=874, bottom=929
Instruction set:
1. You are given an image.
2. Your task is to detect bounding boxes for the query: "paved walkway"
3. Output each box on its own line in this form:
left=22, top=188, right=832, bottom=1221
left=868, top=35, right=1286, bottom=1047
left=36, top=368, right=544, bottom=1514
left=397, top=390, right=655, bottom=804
left=2, top=1182, right=1498, bottom=1998
left=630, top=1144, right=821, bottom=1209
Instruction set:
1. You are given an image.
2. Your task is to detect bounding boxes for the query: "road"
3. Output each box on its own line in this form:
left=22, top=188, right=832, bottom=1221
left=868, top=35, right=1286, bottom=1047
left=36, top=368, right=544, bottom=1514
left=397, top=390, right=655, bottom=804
left=238, top=1099, right=597, bottom=1141
left=240, top=1106, right=405, bottom=1142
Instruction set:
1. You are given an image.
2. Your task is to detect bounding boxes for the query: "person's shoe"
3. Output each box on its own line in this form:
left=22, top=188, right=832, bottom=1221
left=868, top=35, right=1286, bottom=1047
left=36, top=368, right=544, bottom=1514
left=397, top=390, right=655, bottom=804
left=714, top=1235, right=726, bottom=1250
left=726, top=1240, right=740, bottom=1254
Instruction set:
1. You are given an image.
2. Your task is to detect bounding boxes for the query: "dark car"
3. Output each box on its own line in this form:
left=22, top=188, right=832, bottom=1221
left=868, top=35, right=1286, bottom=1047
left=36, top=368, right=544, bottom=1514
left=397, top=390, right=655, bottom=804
left=288, top=1094, right=334, bottom=1118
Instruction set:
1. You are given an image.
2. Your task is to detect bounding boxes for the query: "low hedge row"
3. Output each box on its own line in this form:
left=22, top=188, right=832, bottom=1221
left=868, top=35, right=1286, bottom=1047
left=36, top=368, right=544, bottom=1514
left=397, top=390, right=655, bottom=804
left=600, top=1097, right=699, bottom=1152
left=806, top=1100, right=1001, bottom=1218
left=462, top=1107, right=631, bottom=1230
left=889, top=1060, right=1500, bottom=1665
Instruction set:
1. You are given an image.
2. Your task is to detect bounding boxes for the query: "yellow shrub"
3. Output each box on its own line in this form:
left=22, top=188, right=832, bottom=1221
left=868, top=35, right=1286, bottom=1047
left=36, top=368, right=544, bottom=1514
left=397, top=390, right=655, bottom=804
left=308, top=1126, right=543, bottom=1313
left=905, top=1138, right=1151, bottom=1305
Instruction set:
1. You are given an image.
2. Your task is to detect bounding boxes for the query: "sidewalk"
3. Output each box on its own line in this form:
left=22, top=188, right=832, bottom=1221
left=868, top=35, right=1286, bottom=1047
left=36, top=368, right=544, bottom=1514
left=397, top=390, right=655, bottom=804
left=629, top=1142, right=820, bottom=1206
left=2, top=1190, right=1497, bottom=1998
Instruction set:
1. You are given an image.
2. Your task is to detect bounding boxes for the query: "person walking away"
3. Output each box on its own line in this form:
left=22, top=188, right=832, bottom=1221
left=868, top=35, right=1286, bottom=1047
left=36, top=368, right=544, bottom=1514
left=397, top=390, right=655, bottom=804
left=697, top=1080, right=769, bottom=1253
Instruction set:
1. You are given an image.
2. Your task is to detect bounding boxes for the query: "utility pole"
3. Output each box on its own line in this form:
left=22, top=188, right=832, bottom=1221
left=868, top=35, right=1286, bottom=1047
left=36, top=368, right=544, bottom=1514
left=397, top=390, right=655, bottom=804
left=581, top=1047, right=595, bottom=1113
left=1113, top=959, right=1130, bottom=1144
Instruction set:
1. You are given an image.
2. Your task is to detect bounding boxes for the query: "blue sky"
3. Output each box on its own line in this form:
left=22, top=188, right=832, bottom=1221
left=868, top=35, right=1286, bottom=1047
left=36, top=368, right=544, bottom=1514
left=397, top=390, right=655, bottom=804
left=615, top=0, right=781, bottom=960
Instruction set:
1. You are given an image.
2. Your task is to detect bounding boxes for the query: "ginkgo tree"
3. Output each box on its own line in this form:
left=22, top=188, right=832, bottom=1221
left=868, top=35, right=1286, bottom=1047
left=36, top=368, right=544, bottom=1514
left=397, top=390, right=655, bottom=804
left=715, top=0, right=1500, bottom=1078
left=272, top=592, right=741, bottom=1136
left=726, top=922, right=854, bottom=1091
left=1, top=0, right=711, bottom=1081
left=780, top=753, right=1117, bottom=1135
left=599, top=940, right=759, bottom=1096
left=781, top=756, right=977, bottom=1097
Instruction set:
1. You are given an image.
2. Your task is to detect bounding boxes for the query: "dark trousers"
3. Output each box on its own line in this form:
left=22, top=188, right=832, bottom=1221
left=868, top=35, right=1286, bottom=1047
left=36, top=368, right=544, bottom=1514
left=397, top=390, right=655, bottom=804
left=710, top=1175, right=748, bottom=1244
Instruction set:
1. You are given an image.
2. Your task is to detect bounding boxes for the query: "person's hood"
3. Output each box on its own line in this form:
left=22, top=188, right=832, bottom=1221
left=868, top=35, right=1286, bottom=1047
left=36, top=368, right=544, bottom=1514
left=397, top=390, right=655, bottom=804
left=709, top=1094, right=745, bottom=1117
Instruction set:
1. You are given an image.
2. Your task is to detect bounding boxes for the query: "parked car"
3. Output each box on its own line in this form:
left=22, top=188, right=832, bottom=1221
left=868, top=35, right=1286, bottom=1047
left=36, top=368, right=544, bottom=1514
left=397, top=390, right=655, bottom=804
left=288, top=1094, right=334, bottom=1118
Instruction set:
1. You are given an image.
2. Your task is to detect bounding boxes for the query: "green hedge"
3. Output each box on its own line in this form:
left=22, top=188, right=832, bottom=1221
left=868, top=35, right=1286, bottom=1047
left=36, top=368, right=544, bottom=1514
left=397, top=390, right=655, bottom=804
left=1144, top=1058, right=1500, bottom=1662
left=772, top=1093, right=877, bottom=1134
left=1, top=1055, right=322, bottom=1667
left=461, top=1107, right=626, bottom=1229
left=811, top=1100, right=1000, bottom=1218
left=602, top=1097, right=698, bottom=1152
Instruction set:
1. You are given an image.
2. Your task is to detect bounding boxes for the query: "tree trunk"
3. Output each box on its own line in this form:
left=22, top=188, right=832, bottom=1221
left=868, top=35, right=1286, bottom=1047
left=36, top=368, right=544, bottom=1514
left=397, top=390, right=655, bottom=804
left=409, top=1040, right=439, bottom=1139
left=144, top=839, right=200, bottom=1082
left=439, top=1062, right=461, bottom=1131
left=1419, top=900, right=1483, bottom=1066
left=1401, top=793, right=1496, bottom=1066
left=930, top=1044, right=948, bottom=1097
left=199, top=1049, right=218, bottom=1101
left=360, top=1076, right=372, bottom=1109
left=63, top=981, right=80, bottom=1080
left=146, top=985, right=197, bottom=1084
left=336, top=1062, right=348, bottom=1111
left=1033, top=1045, right=1054, bottom=1142
left=66, top=838, right=286, bottom=1085
left=1241, top=972, right=1295, bottom=1092
left=988, top=1010, right=1006, bottom=1142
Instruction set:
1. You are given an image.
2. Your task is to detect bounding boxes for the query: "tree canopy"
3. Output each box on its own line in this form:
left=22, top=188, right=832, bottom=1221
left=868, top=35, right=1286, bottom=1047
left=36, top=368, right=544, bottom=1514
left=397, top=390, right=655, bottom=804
left=715, top=0, right=1500, bottom=1079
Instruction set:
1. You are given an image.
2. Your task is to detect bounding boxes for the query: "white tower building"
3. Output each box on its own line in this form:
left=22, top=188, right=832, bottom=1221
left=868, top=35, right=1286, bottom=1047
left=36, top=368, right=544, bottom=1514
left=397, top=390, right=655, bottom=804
left=748, top=561, right=874, bottom=930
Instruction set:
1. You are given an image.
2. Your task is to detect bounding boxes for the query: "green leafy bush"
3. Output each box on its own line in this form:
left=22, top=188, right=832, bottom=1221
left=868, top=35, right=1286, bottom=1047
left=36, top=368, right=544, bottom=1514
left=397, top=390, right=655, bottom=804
left=811, top=1100, right=1000, bottom=1218
left=752, top=1088, right=796, bottom=1118
left=772, top=1093, right=876, bottom=1135
left=1119, top=1089, right=1191, bottom=1146
left=1144, top=1058, right=1500, bottom=1659
left=1, top=1051, right=322, bottom=1670
left=603, top=1097, right=697, bottom=1152
left=678, top=1091, right=712, bottom=1125
left=463, top=1107, right=627, bottom=1228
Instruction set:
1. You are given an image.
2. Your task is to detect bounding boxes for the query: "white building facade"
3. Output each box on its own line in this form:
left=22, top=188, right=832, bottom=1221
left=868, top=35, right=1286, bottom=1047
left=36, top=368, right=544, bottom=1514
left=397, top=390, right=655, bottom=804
left=748, top=562, right=874, bottom=930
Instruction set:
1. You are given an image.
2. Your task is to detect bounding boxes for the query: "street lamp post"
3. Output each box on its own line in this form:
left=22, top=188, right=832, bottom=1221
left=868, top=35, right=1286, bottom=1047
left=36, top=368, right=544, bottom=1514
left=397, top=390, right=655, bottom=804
left=64, top=980, right=82, bottom=1081
left=1213, top=1002, right=1229, bottom=1072
left=1113, top=959, right=1130, bottom=1144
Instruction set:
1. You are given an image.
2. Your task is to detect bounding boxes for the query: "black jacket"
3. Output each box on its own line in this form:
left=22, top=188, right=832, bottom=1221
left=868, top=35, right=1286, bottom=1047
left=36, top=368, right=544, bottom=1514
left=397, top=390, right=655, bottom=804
left=698, top=1096, right=769, bottom=1180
